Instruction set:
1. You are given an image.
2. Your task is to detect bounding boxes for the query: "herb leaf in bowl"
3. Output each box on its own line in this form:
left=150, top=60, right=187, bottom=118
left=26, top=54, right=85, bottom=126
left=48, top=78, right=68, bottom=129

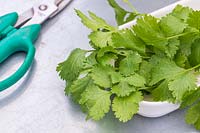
left=57, top=0, right=200, bottom=130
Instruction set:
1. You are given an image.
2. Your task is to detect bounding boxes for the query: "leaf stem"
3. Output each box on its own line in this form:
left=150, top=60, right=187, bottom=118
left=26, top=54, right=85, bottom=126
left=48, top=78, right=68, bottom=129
left=123, top=0, right=139, bottom=14
left=186, top=63, right=200, bottom=72
left=167, top=32, right=193, bottom=40
left=172, top=63, right=200, bottom=79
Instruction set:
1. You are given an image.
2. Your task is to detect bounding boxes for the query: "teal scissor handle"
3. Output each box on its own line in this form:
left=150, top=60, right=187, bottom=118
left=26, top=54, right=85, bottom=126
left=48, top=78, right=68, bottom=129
left=0, top=12, right=41, bottom=91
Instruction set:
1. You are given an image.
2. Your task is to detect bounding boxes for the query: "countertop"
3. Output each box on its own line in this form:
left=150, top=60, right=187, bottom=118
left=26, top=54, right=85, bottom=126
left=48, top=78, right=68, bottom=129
left=0, top=0, right=199, bottom=133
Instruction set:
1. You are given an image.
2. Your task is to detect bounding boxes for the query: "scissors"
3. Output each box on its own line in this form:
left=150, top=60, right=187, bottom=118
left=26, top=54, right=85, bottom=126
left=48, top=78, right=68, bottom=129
left=0, top=0, right=72, bottom=91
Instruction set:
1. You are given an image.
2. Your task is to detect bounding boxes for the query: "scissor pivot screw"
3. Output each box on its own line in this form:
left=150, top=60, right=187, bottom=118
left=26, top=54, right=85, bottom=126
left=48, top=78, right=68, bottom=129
left=39, top=4, right=48, bottom=11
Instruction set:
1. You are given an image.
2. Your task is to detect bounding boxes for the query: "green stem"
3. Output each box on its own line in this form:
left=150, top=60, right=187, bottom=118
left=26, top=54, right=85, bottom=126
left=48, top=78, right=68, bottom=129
left=86, top=50, right=95, bottom=52
left=172, top=63, right=200, bottom=79
left=167, top=32, right=193, bottom=40
left=185, top=63, right=200, bottom=72
left=123, top=0, right=139, bottom=14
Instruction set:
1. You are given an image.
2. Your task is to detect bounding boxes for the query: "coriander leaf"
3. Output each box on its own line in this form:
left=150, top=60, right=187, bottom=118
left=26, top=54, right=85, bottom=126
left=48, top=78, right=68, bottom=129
left=110, top=72, right=122, bottom=84
left=80, top=83, right=111, bottom=120
left=75, top=9, right=115, bottom=31
left=168, top=71, right=197, bottom=101
left=107, top=0, right=138, bottom=25
left=119, top=52, right=142, bottom=76
left=189, top=39, right=200, bottom=66
left=152, top=80, right=175, bottom=102
left=111, top=29, right=146, bottom=54
left=133, top=15, right=168, bottom=51
left=65, top=81, right=73, bottom=95
left=185, top=102, right=200, bottom=130
left=112, top=80, right=136, bottom=97
left=69, top=76, right=93, bottom=103
left=181, top=89, right=200, bottom=108
left=75, top=9, right=100, bottom=31
left=177, top=27, right=199, bottom=67
left=187, top=11, right=200, bottom=30
left=88, top=11, right=115, bottom=31
left=179, top=27, right=199, bottom=57
left=97, top=46, right=118, bottom=57
left=89, top=31, right=112, bottom=48
left=83, top=51, right=98, bottom=69
left=125, top=74, right=146, bottom=87
left=111, top=74, right=145, bottom=97
left=150, top=58, right=183, bottom=85
left=174, top=52, right=188, bottom=68
left=57, top=48, right=87, bottom=81
left=97, top=53, right=118, bottom=66
left=91, top=65, right=115, bottom=88
left=160, top=15, right=187, bottom=37
left=112, top=91, right=143, bottom=122
left=138, top=61, right=152, bottom=85
left=165, top=38, right=180, bottom=58
left=170, top=5, right=193, bottom=21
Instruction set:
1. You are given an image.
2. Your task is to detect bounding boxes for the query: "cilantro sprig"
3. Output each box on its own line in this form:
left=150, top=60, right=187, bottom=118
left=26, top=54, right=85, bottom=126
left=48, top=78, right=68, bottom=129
left=57, top=0, right=200, bottom=130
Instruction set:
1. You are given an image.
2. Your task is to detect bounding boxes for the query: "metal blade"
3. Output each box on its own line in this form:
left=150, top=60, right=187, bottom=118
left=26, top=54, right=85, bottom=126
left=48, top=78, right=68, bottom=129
left=49, top=0, right=72, bottom=18
left=55, top=0, right=63, bottom=6
left=14, top=8, right=34, bottom=28
left=14, top=0, right=72, bottom=27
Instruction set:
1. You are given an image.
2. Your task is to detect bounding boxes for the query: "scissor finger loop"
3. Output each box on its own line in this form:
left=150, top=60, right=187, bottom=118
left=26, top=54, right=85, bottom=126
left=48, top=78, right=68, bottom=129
left=0, top=0, right=72, bottom=91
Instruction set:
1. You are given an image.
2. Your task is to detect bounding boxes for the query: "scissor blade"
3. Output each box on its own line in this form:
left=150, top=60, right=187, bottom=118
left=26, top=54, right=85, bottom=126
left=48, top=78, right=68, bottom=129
left=49, top=0, right=72, bottom=18
left=14, top=0, right=72, bottom=27
left=14, top=8, right=34, bottom=28
left=55, top=0, right=63, bottom=6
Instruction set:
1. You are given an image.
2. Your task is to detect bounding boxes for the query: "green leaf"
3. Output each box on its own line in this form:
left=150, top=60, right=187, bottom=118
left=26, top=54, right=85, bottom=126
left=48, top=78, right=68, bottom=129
left=64, top=81, right=73, bottom=95
left=112, top=80, right=136, bottom=97
left=185, top=102, right=200, bottom=130
left=138, top=61, right=152, bottom=85
left=168, top=71, right=197, bottom=101
left=174, top=52, right=188, bottom=68
left=176, top=27, right=199, bottom=67
left=119, top=52, right=142, bottom=76
left=89, top=31, right=113, bottom=48
left=110, top=72, right=122, bottom=84
left=150, top=58, right=183, bottom=85
left=189, top=39, right=200, bottom=66
left=133, top=15, right=168, bottom=51
left=111, top=29, right=146, bottom=54
left=57, top=48, right=87, bottom=81
left=125, top=74, right=146, bottom=87
left=150, top=57, right=197, bottom=101
left=83, top=51, right=98, bottom=69
left=160, top=15, right=187, bottom=37
left=80, top=83, right=111, bottom=120
left=91, top=65, right=115, bottom=88
left=179, top=27, right=199, bottom=57
left=152, top=80, right=175, bottom=102
left=187, top=11, right=200, bottom=30
left=97, top=46, right=118, bottom=57
left=181, top=89, right=200, bottom=108
left=69, top=76, right=93, bottom=103
left=165, top=38, right=180, bottom=58
left=97, top=53, right=118, bottom=66
left=112, top=91, right=143, bottom=122
left=75, top=9, right=115, bottom=31
left=111, top=74, right=145, bottom=97
left=107, top=0, right=138, bottom=25
left=185, top=103, right=200, bottom=125
left=88, top=11, right=114, bottom=30
left=170, top=5, right=193, bottom=21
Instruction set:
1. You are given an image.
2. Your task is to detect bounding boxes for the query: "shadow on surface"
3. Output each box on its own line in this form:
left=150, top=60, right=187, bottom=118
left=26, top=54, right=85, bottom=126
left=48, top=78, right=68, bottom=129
left=0, top=60, right=37, bottom=109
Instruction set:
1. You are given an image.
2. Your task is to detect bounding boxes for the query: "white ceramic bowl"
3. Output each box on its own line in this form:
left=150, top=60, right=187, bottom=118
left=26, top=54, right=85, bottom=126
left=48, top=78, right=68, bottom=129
left=138, top=101, right=180, bottom=117
left=119, top=0, right=200, bottom=117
